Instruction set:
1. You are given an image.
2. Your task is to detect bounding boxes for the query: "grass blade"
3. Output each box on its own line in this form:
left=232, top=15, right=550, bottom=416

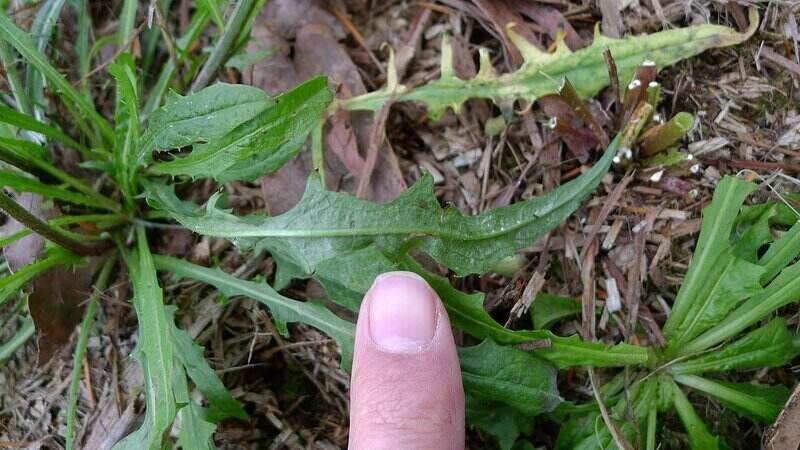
left=69, top=0, right=92, bottom=95
left=190, top=0, right=256, bottom=92
left=0, top=12, right=114, bottom=143
left=198, top=0, right=226, bottom=31
left=0, top=169, right=114, bottom=210
left=0, top=41, right=33, bottom=115
left=25, top=0, right=68, bottom=122
left=0, top=137, right=118, bottom=210
left=142, top=7, right=212, bottom=119
left=670, top=319, right=799, bottom=375
left=65, top=258, right=115, bottom=450
left=0, top=316, right=35, bottom=363
left=0, top=104, right=96, bottom=158
left=759, top=220, right=800, bottom=284
left=116, top=0, right=138, bottom=50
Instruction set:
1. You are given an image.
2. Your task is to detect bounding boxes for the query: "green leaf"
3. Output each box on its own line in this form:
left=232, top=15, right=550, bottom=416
left=152, top=255, right=357, bottom=370
left=664, top=176, right=757, bottom=341
left=405, top=257, right=649, bottom=368
left=459, top=339, right=562, bottom=417
left=109, top=54, right=140, bottom=208
left=0, top=169, right=111, bottom=210
left=0, top=248, right=79, bottom=306
left=666, top=378, right=724, bottom=450
left=113, top=228, right=176, bottom=450
left=174, top=365, right=216, bottom=450
left=145, top=134, right=618, bottom=277
left=530, top=293, right=582, bottom=330
left=684, top=257, right=800, bottom=353
left=667, top=251, right=764, bottom=348
left=141, top=83, right=273, bottom=165
left=460, top=340, right=559, bottom=449
left=670, top=319, right=799, bottom=375
left=673, top=374, right=789, bottom=424
left=732, top=205, right=774, bottom=263
left=466, top=394, right=529, bottom=450
left=167, top=307, right=247, bottom=421
left=0, top=11, right=114, bottom=143
left=759, top=220, right=800, bottom=284
left=555, top=379, right=658, bottom=450
left=341, top=12, right=756, bottom=118
left=150, top=76, right=331, bottom=182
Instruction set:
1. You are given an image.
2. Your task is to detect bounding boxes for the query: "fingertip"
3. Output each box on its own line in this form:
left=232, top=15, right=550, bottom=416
left=350, top=271, right=465, bottom=449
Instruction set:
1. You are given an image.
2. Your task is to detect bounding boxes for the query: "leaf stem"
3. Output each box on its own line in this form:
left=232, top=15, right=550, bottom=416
left=0, top=192, right=112, bottom=256
left=311, top=119, right=325, bottom=185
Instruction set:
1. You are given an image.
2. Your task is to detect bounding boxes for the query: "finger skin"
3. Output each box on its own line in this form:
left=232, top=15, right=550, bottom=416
left=349, top=272, right=465, bottom=450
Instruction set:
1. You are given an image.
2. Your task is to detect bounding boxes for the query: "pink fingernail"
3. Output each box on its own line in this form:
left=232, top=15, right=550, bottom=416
left=368, top=271, right=438, bottom=353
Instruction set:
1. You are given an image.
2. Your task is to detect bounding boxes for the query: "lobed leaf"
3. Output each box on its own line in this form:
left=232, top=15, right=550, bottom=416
left=113, top=229, right=176, bottom=450
left=167, top=307, right=248, bottom=422
left=141, top=83, right=273, bottom=165
left=153, top=255, right=357, bottom=369
left=406, top=257, right=649, bottom=368
left=173, top=365, right=216, bottom=450
left=109, top=54, right=141, bottom=208
left=150, top=77, right=331, bottom=182
left=340, top=10, right=757, bottom=119
left=145, top=135, right=618, bottom=278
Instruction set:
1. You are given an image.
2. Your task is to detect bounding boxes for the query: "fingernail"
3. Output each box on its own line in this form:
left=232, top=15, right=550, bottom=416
left=368, top=271, right=438, bottom=353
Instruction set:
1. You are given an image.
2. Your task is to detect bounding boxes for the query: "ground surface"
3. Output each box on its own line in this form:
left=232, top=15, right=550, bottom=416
left=1, top=0, right=799, bottom=449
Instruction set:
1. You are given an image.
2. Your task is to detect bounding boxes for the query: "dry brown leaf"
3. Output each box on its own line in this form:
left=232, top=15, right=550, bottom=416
left=515, top=3, right=585, bottom=50
left=766, top=385, right=800, bottom=450
left=473, top=0, right=542, bottom=68
left=30, top=259, right=101, bottom=364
